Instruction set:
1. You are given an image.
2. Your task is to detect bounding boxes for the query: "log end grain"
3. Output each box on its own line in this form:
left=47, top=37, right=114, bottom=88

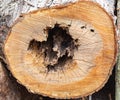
left=4, top=1, right=117, bottom=99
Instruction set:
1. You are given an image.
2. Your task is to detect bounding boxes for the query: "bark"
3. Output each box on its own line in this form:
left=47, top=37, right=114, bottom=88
left=116, top=0, right=120, bottom=100
left=0, top=62, right=20, bottom=100
left=0, top=0, right=116, bottom=27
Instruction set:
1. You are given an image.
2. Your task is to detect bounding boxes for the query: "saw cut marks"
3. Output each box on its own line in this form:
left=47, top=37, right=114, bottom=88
left=4, top=1, right=116, bottom=99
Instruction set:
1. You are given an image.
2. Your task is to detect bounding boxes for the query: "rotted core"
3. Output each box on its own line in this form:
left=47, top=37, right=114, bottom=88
left=28, top=23, right=79, bottom=72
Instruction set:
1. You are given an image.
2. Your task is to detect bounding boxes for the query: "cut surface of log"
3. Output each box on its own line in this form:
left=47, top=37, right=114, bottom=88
left=4, top=1, right=117, bottom=99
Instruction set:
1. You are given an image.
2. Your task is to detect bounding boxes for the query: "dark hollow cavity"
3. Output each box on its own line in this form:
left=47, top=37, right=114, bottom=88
left=28, top=23, right=78, bottom=72
left=90, top=29, right=95, bottom=32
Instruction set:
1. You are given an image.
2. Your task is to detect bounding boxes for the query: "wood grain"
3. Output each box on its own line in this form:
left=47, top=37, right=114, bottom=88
left=4, top=1, right=117, bottom=99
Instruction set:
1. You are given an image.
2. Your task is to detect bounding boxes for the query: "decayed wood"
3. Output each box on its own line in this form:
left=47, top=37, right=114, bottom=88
left=3, top=1, right=117, bottom=99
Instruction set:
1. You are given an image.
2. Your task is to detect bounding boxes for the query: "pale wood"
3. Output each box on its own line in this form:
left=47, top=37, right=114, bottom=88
left=4, top=1, right=117, bottom=99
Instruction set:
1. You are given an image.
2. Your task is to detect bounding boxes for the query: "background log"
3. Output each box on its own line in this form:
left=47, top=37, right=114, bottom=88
left=116, top=0, right=120, bottom=100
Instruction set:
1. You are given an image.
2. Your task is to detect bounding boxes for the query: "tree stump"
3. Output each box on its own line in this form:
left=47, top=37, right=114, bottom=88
left=3, top=1, right=117, bottom=99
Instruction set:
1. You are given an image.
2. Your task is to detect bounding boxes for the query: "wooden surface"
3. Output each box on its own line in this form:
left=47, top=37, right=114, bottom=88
left=0, top=0, right=117, bottom=100
left=4, top=1, right=117, bottom=99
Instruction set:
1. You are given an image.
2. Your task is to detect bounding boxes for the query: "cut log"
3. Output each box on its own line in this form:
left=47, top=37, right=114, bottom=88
left=3, top=1, right=117, bottom=99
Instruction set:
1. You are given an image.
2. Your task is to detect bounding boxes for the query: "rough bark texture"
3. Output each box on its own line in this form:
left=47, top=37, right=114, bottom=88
left=0, top=62, right=21, bottom=100
left=116, top=0, right=120, bottom=100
